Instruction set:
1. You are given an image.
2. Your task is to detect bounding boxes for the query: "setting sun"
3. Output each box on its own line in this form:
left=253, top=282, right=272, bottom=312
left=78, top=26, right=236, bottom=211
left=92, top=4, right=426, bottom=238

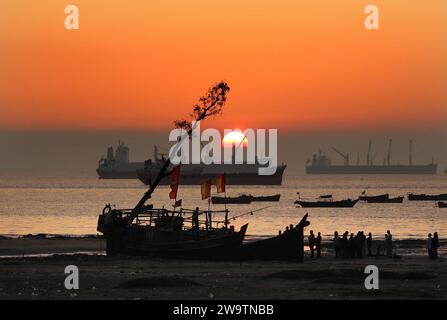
left=223, top=131, right=248, bottom=147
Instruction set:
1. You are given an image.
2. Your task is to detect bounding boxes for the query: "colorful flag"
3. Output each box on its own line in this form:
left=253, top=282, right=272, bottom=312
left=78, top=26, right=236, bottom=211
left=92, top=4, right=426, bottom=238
left=201, top=179, right=211, bottom=200
left=173, top=199, right=182, bottom=208
left=169, top=165, right=181, bottom=199
left=215, top=174, right=226, bottom=193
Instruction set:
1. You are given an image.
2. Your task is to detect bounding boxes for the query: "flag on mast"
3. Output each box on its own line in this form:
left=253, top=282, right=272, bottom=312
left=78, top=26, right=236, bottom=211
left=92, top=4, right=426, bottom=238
left=169, top=165, right=181, bottom=199
left=215, top=174, right=226, bottom=193
left=201, top=179, right=211, bottom=200
left=173, top=199, right=182, bottom=208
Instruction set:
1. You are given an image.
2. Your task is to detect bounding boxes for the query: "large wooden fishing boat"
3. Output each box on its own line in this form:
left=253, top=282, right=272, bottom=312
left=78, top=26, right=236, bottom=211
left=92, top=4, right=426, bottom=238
left=97, top=206, right=248, bottom=259
left=97, top=205, right=309, bottom=260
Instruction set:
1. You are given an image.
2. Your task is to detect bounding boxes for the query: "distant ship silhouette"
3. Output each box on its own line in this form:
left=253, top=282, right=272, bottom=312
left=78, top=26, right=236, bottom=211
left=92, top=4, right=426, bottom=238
left=306, top=139, right=437, bottom=174
left=97, top=143, right=287, bottom=184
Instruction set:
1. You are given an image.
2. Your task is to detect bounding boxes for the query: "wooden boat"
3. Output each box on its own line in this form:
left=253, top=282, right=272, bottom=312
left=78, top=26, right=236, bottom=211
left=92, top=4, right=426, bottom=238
left=359, top=193, right=389, bottom=202
left=251, top=194, right=281, bottom=202
left=370, top=196, right=404, bottom=203
left=211, top=195, right=252, bottom=204
left=408, top=193, right=447, bottom=201
left=438, top=202, right=447, bottom=208
left=237, top=214, right=309, bottom=261
left=360, top=194, right=404, bottom=203
left=98, top=206, right=248, bottom=259
left=211, top=194, right=281, bottom=204
left=294, top=198, right=359, bottom=208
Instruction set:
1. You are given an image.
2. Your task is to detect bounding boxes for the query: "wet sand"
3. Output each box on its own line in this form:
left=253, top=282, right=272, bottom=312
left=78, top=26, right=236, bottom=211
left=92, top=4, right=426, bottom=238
left=0, top=238, right=446, bottom=299
left=0, top=237, right=105, bottom=256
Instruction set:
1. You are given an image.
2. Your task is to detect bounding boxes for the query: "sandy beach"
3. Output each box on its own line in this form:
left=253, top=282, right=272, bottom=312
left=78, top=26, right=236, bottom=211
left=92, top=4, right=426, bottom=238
left=0, top=237, right=445, bottom=300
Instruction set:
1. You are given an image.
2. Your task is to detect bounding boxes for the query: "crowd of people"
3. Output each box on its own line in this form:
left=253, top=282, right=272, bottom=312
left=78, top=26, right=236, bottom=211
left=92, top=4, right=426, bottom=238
left=307, top=230, right=440, bottom=259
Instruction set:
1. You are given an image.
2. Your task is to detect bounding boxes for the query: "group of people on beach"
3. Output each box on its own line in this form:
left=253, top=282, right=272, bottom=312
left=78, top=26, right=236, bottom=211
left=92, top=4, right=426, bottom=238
left=332, top=230, right=394, bottom=259
left=308, top=230, right=395, bottom=259
left=309, top=230, right=441, bottom=259
left=426, top=232, right=439, bottom=260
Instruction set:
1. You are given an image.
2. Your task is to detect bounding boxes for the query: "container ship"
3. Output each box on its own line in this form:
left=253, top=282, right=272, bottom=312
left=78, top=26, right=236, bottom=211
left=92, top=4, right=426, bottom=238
left=305, top=139, right=437, bottom=175
left=98, top=144, right=287, bottom=184
left=96, top=142, right=145, bottom=179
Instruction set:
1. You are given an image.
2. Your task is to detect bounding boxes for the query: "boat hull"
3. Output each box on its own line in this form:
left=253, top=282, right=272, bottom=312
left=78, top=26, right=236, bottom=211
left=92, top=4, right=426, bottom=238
left=295, top=199, right=359, bottom=208
left=238, top=227, right=304, bottom=261
left=211, top=196, right=251, bottom=204
left=251, top=194, right=281, bottom=202
left=360, top=194, right=404, bottom=203
left=137, top=165, right=287, bottom=185
left=211, top=194, right=281, bottom=204
left=104, top=223, right=248, bottom=260
left=359, top=194, right=389, bottom=202
left=366, top=196, right=404, bottom=203
left=408, top=193, right=447, bottom=201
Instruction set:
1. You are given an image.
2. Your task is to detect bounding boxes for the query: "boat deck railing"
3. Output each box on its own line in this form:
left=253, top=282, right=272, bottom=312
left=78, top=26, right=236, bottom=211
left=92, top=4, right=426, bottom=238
left=111, top=207, right=230, bottom=230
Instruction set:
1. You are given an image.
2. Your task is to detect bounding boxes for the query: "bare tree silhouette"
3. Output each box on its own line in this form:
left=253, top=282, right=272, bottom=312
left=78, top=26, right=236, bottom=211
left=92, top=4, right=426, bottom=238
left=129, top=81, right=230, bottom=222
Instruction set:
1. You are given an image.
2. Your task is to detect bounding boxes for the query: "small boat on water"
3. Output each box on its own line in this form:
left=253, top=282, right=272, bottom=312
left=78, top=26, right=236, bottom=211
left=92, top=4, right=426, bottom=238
left=359, top=193, right=389, bottom=202
left=373, top=196, right=404, bottom=203
left=408, top=193, right=447, bottom=201
left=211, top=194, right=281, bottom=204
left=295, top=198, right=359, bottom=208
left=359, top=193, right=404, bottom=203
left=251, top=194, right=281, bottom=202
left=211, top=195, right=252, bottom=204
left=438, top=202, right=447, bottom=208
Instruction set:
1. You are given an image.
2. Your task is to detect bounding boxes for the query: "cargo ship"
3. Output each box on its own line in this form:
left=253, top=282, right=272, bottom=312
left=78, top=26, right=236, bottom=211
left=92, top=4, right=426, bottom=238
left=96, top=142, right=144, bottom=179
left=136, top=151, right=287, bottom=185
left=305, top=139, right=437, bottom=175
left=98, top=143, right=287, bottom=184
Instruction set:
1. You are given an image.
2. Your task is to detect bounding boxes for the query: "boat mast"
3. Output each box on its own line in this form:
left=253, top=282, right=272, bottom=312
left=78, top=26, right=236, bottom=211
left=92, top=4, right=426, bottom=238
left=366, top=139, right=372, bottom=166
left=387, top=139, right=392, bottom=166
left=128, top=82, right=230, bottom=224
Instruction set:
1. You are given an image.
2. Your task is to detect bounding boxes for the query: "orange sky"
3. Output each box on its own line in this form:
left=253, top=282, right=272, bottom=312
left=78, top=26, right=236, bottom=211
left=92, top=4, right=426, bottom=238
left=1, top=0, right=446, bottom=132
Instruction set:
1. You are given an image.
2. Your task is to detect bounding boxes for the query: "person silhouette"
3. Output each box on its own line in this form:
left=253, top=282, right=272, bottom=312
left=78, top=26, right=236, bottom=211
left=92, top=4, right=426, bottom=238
left=308, top=230, right=316, bottom=258
left=432, top=232, right=439, bottom=260
left=426, top=233, right=433, bottom=259
left=192, top=207, right=200, bottom=231
left=333, top=231, right=340, bottom=258
left=316, top=232, right=322, bottom=258
left=349, top=233, right=355, bottom=259
left=341, top=231, right=349, bottom=259
left=385, top=233, right=393, bottom=257
left=367, top=232, right=373, bottom=256
left=387, top=230, right=393, bottom=241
